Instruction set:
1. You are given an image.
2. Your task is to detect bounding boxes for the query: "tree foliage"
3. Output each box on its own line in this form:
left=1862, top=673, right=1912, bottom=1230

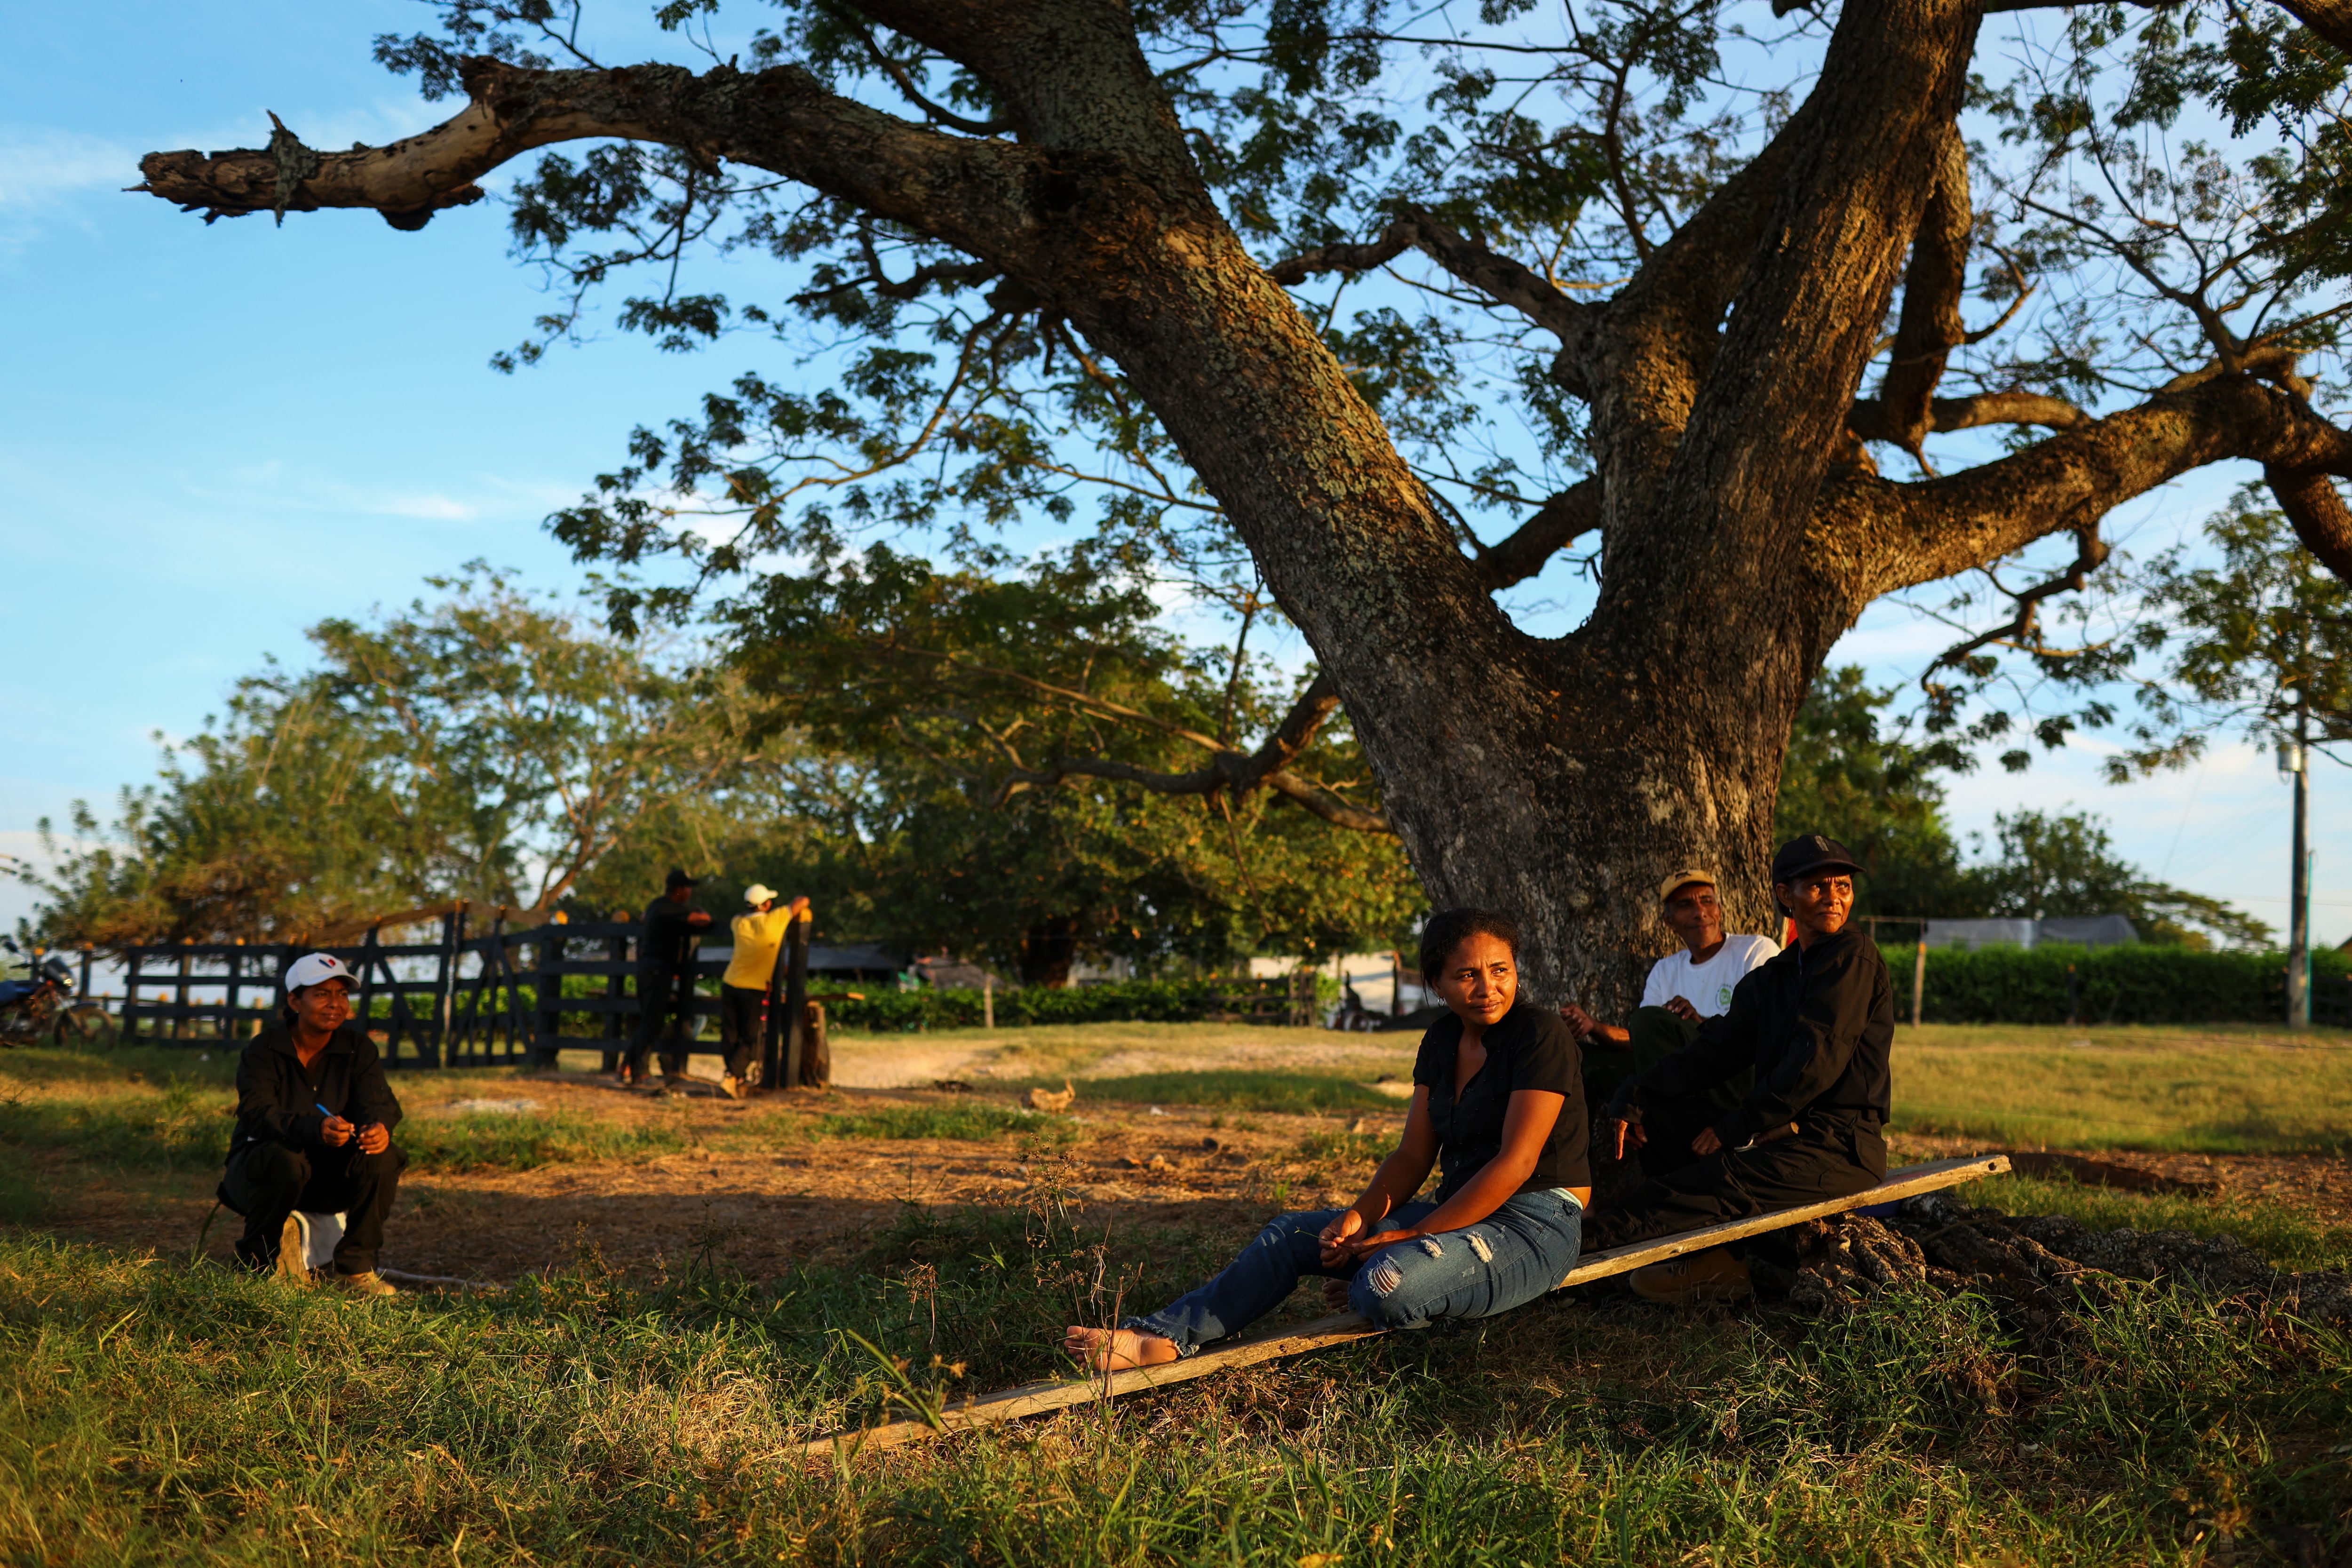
left=1774, top=666, right=1965, bottom=919
left=2108, top=489, right=2352, bottom=776
left=14, top=571, right=763, bottom=947
left=1956, top=807, right=2274, bottom=949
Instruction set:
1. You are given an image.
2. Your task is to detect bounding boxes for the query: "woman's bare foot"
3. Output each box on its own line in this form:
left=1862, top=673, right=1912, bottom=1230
left=1062, top=1326, right=1180, bottom=1371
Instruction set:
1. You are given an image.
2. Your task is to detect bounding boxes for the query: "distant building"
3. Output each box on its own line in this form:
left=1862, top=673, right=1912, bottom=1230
left=1923, top=915, right=2139, bottom=951
left=912, top=954, right=996, bottom=990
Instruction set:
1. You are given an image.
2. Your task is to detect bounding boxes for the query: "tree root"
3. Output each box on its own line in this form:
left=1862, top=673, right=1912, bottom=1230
left=1767, top=1193, right=2352, bottom=1345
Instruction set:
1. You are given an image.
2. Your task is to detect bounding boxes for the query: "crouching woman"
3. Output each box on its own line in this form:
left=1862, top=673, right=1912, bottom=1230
left=1067, top=909, right=1588, bottom=1369
left=223, top=952, right=407, bottom=1296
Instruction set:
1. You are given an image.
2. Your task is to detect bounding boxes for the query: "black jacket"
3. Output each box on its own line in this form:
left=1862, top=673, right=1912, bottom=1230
left=228, top=1020, right=404, bottom=1162
left=637, top=896, right=703, bottom=976
left=1610, top=925, right=1892, bottom=1146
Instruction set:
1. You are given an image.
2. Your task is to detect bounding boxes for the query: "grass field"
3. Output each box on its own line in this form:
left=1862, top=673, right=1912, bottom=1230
left=4, top=1023, right=2351, bottom=1563
left=1890, top=1022, right=2352, bottom=1154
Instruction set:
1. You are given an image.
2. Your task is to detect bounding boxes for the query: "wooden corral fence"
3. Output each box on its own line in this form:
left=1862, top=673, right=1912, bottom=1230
left=105, top=905, right=838, bottom=1082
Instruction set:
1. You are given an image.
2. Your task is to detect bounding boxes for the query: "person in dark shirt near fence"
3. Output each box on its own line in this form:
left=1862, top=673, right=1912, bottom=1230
left=1585, top=834, right=1894, bottom=1305
left=622, top=867, right=712, bottom=1090
left=1065, top=907, right=1588, bottom=1369
left=221, top=952, right=406, bottom=1296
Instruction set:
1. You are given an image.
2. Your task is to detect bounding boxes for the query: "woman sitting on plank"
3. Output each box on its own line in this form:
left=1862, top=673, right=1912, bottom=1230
left=1067, top=908, right=1589, bottom=1369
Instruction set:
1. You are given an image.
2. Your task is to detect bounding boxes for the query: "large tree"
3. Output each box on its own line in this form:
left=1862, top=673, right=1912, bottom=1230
left=133, top=0, right=2352, bottom=1006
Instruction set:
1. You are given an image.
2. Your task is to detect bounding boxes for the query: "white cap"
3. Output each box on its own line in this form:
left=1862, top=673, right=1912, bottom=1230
left=744, top=883, right=779, bottom=907
left=284, top=952, right=358, bottom=993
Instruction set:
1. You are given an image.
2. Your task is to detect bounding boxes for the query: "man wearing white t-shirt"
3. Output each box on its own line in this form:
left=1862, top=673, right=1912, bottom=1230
left=1563, top=869, right=1779, bottom=1106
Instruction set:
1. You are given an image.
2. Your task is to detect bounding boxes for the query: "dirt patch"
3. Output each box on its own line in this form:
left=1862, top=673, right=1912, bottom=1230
left=35, top=1078, right=1406, bottom=1285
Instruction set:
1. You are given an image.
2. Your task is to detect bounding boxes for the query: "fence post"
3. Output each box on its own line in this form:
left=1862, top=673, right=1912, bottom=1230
left=983, top=973, right=994, bottom=1030
left=175, top=942, right=192, bottom=1041
left=802, top=999, right=830, bottom=1088
left=124, top=948, right=143, bottom=1041
left=430, top=907, right=461, bottom=1068
left=77, top=945, right=92, bottom=1004
left=1911, top=940, right=1926, bottom=1029
left=601, top=919, right=628, bottom=1075
left=357, top=926, right=382, bottom=1060
left=222, top=941, right=241, bottom=1043
left=535, top=924, right=564, bottom=1068
left=784, top=907, right=812, bottom=1090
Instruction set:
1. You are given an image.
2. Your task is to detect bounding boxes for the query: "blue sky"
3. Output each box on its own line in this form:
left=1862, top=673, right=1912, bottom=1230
left=0, top=1, right=2344, bottom=946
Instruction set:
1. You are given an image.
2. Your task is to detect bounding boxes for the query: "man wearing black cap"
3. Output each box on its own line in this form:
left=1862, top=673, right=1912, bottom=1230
left=622, top=868, right=713, bottom=1090
left=1583, top=834, right=1894, bottom=1305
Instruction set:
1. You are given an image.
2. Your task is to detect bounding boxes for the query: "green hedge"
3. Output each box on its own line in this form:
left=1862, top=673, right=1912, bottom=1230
left=1884, top=943, right=2352, bottom=1025
left=826, top=977, right=1317, bottom=1033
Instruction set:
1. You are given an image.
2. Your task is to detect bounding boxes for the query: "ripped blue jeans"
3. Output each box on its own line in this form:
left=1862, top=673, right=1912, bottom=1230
left=1122, top=1187, right=1584, bottom=1355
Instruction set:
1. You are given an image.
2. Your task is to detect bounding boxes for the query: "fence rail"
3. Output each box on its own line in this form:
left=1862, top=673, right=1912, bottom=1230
left=100, top=912, right=827, bottom=1073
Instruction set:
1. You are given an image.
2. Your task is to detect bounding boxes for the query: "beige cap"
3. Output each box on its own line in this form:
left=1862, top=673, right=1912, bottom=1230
left=744, top=883, right=779, bottom=907
left=1657, top=868, right=1717, bottom=903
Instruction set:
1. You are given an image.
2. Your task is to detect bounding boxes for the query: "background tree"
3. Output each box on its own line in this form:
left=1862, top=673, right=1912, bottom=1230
left=2113, top=490, right=2352, bottom=775
left=1773, top=665, right=1965, bottom=919
left=1954, top=808, right=2274, bottom=948
left=131, top=0, right=2352, bottom=1005
left=14, top=572, right=763, bottom=947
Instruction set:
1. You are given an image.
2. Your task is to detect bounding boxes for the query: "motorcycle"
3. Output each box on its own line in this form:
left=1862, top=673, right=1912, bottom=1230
left=0, top=939, right=79, bottom=1047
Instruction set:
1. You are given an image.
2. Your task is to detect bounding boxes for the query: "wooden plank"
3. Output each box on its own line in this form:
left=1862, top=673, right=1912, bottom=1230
left=799, top=1154, right=2009, bottom=1458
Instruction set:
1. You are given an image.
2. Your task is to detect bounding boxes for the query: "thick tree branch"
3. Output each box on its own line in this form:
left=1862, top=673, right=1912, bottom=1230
left=989, top=669, right=1389, bottom=831
left=1834, top=375, right=2352, bottom=598
left=137, top=56, right=1041, bottom=263
left=1598, top=0, right=1981, bottom=631
left=1472, top=479, right=1602, bottom=589
left=1847, top=389, right=2090, bottom=443
left=1877, top=124, right=1972, bottom=458
left=2265, top=466, right=2352, bottom=580
left=1268, top=209, right=1589, bottom=340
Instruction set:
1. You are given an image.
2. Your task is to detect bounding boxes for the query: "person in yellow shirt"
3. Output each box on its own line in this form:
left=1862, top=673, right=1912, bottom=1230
left=718, top=884, right=800, bottom=1099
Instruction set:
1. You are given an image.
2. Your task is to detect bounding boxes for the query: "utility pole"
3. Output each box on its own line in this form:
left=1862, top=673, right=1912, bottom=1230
left=2287, top=566, right=2313, bottom=1031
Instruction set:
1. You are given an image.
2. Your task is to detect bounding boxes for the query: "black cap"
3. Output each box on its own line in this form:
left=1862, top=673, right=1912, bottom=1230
left=1771, top=833, right=1862, bottom=885
left=664, top=867, right=697, bottom=891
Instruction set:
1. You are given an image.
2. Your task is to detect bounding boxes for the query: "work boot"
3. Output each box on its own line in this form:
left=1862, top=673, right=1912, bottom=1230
left=334, top=1271, right=398, bottom=1298
left=1628, top=1246, right=1751, bottom=1305
left=275, top=1215, right=311, bottom=1286
left=720, top=1074, right=749, bottom=1101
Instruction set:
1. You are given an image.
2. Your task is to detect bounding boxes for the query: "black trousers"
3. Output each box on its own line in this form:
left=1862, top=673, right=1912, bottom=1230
left=717, top=984, right=765, bottom=1079
left=1584, top=1094, right=1885, bottom=1268
left=223, top=1141, right=406, bottom=1275
left=1581, top=1007, right=1752, bottom=1112
left=626, top=967, right=694, bottom=1079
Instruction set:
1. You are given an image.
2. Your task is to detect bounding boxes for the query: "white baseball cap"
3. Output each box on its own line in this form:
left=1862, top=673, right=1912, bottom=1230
left=744, top=883, right=779, bottom=906
left=284, top=952, right=358, bottom=993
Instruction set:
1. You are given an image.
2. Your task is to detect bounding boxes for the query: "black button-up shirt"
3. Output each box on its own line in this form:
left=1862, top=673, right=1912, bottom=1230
left=1413, top=1000, right=1589, bottom=1202
left=228, top=1020, right=404, bottom=1161
left=1615, top=924, right=1893, bottom=1146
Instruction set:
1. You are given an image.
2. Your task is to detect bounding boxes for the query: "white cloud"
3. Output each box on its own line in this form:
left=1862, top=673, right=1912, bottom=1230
left=0, top=128, right=136, bottom=208
left=365, top=493, right=475, bottom=521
